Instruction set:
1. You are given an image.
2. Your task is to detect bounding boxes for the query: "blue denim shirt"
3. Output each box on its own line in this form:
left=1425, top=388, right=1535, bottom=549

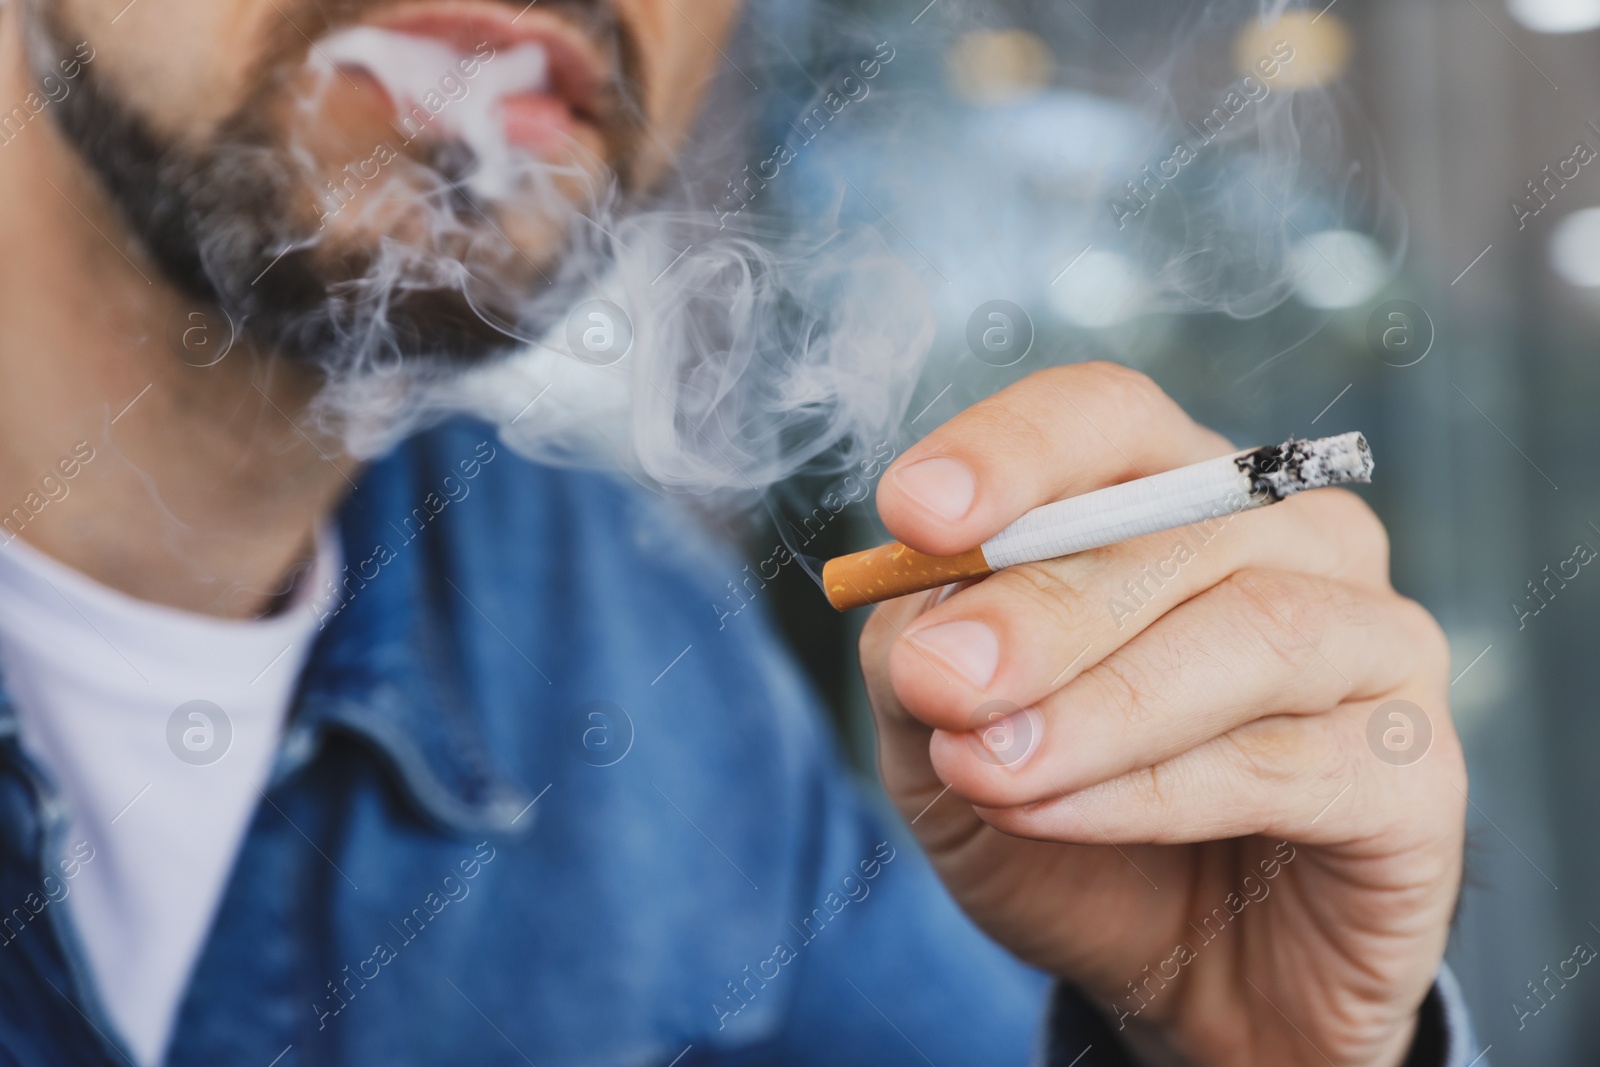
left=0, top=419, right=1477, bottom=1066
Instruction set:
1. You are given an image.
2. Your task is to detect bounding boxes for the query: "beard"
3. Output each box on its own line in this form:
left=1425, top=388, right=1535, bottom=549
left=29, top=0, right=645, bottom=374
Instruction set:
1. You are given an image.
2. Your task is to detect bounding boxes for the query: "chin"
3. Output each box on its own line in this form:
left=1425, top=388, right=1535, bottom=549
left=36, top=0, right=641, bottom=373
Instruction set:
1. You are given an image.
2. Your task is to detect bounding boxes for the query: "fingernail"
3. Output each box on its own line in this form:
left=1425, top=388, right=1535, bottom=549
left=910, top=620, right=999, bottom=689
left=982, top=708, right=1043, bottom=772
left=894, top=457, right=976, bottom=522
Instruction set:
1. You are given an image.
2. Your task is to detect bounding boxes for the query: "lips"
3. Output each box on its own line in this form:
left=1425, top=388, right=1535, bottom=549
left=319, top=2, right=610, bottom=162
left=377, top=5, right=606, bottom=129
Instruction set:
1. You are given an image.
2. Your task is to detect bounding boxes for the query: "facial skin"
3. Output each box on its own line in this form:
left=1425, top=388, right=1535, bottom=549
left=32, top=0, right=738, bottom=371
left=0, top=0, right=739, bottom=615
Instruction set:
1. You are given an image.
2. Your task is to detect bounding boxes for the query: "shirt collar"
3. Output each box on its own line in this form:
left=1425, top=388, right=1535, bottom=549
left=0, top=429, right=540, bottom=838
left=271, top=436, right=538, bottom=837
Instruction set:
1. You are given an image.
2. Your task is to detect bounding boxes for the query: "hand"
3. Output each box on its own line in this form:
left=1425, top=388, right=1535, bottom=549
left=860, top=363, right=1465, bottom=1067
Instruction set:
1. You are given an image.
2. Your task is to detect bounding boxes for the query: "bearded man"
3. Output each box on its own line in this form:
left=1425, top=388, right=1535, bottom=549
left=0, top=2, right=1475, bottom=1065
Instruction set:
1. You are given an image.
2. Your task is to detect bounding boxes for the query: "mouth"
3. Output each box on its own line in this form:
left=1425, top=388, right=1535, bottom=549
left=316, top=1, right=612, bottom=174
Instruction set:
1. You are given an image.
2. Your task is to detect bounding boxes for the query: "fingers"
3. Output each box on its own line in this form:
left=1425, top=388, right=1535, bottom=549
left=860, top=362, right=1445, bottom=863
left=921, top=571, right=1444, bottom=810
left=859, top=588, right=970, bottom=841
left=878, top=363, right=1233, bottom=556
left=888, top=488, right=1393, bottom=728
left=972, top=696, right=1464, bottom=853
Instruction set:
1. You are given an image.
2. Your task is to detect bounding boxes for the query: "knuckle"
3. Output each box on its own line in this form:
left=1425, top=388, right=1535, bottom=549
left=1030, top=362, right=1178, bottom=430
left=1101, top=761, right=1165, bottom=818
left=921, top=390, right=1050, bottom=473
left=1223, top=716, right=1305, bottom=787
left=1222, top=715, right=1352, bottom=829
left=1083, top=361, right=1169, bottom=418
left=1224, top=570, right=1326, bottom=672
left=1318, top=488, right=1392, bottom=572
left=1083, top=651, right=1164, bottom=731
left=997, top=404, right=1056, bottom=462
left=1131, top=762, right=1186, bottom=835
left=994, top=561, right=1099, bottom=636
left=1394, top=595, right=1452, bottom=685
left=1074, top=359, right=1156, bottom=394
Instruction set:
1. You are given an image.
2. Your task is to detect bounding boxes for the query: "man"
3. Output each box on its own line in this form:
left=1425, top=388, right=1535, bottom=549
left=0, top=0, right=1475, bottom=1064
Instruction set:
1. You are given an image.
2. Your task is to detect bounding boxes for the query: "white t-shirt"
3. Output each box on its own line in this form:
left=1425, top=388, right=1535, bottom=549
left=0, top=532, right=338, bottom=1067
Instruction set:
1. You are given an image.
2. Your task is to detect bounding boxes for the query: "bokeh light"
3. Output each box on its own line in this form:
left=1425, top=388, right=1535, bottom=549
left=945, top=29, right=1055, bottom=106
left=1291, top=229, right=1390, bottom=309
left=1047, top=249, right=1145, bottom=328
left=1548, top=207, right=1600, bottom=286
left=1507, top=0, right=1600, bottom=33
left=1234, top=11, right=1352, bottom=90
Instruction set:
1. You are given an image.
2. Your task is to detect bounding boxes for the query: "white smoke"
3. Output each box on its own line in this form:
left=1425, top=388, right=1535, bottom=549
left=272, top=0, right=1387, bottom=501
left=271, top=17, right=932, bottom=501
left=314, top=28, right=553, bottom=201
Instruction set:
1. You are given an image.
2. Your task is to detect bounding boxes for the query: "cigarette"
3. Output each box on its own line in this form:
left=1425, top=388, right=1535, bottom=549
left=822, top=432, right=1373, bottom=611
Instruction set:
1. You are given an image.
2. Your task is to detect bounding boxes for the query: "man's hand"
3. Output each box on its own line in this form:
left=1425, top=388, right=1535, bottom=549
left=861, top=363, right=1465, bottom=1067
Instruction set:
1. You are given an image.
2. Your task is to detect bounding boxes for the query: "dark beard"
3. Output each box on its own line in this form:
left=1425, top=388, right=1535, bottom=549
left=31, top=0, right=645, bottom=373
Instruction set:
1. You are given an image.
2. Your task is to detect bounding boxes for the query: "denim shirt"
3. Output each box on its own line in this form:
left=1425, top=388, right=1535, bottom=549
left=0, top=419, right=1477, bottom=1066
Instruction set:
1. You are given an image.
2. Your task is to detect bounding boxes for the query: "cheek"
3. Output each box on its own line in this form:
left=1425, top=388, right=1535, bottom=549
left=617, top=0, right=743, bottom=183
left=56, top=0, right=279, bottom=136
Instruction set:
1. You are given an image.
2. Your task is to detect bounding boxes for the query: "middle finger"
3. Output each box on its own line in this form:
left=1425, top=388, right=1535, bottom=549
left=922, top=569, right=1439, bottom=811
left=888, top=488, right=1389, bottom=730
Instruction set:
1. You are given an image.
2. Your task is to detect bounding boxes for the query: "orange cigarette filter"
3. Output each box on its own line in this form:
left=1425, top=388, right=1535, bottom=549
left=822, top=544, right=992, bottom=612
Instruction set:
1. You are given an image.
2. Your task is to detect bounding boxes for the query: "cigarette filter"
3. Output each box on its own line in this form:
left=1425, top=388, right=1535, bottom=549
left=823, top=432, right=1373, bottom=611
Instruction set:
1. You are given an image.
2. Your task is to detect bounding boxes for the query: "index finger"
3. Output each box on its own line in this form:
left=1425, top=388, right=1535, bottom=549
left=878, top=362, right=1232, bottom=557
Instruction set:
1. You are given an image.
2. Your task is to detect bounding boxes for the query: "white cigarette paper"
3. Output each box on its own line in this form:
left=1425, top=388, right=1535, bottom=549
left=978, top=432, right=1373, bottom=571
left=822, top=432, right=1373, bottom=610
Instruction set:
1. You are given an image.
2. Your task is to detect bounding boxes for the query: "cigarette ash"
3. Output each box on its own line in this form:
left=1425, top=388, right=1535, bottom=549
left=1236, top=432, right=1373, bottom=501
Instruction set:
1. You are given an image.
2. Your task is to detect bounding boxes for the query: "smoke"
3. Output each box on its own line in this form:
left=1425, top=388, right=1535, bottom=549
left=435, top=218, right=932, bottom=492
left=95, top=0, right=1389, bottom=503
left=377, top=1, right=1388, bottom=502
left=287, top=15, right=935, bottom=500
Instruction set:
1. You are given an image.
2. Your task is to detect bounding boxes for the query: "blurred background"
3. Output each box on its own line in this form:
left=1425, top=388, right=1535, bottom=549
left=702, top=0, right=1600, bottom=1057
